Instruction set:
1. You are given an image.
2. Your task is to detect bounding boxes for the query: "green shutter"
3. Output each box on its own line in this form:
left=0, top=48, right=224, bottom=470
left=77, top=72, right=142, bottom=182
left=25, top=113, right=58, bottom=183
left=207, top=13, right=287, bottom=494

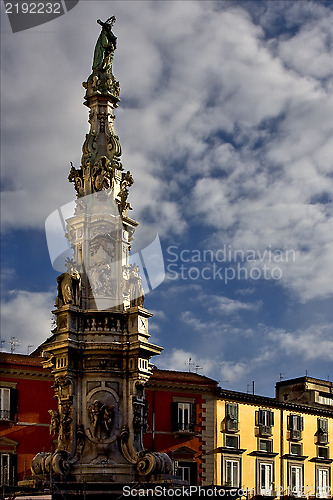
left=300, top=416, right=304, bottom=431
left=269, top=411, right=274, bottom=427
left=258, top=409, right=264, bottom=426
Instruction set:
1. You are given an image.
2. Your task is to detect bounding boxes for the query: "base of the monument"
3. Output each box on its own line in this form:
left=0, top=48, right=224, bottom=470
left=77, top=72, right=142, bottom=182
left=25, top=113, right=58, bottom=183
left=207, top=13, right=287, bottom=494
left=12, top=479, right=184, bottom=500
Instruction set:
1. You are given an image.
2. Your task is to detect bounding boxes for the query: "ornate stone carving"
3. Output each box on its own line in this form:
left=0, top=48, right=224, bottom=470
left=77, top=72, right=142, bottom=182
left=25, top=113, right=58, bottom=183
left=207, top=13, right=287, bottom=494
left=92, top=156, right=113, bottom=192
left=88, top=400, right=114, bottom=439
left=54, top=376, right=72, bottom=400
left=55, top=259, right=81, bottom=308
left=88, top=234, right=117, bottom=297
left=128, top=264, right=145, bottom=307
left=58, top=403, right=72, bottom=449
left=68, top=162, right=84, bottom=197
left=48, top=409, right=60, bottom=437
left=82, top=132, right=98, bottom=170
left=117, top=170, right=134, bottom=214
left=31, top=450, right=71, bottom=479
left=133, top=399, right=149, bottom=436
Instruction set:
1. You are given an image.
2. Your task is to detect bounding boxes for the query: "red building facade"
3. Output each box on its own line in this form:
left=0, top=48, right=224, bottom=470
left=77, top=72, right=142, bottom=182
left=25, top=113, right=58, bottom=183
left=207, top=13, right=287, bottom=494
left=144, top=368, right=218, bottom=485
left=0, top=355, right=218, bottom=486
left=0, top=353, right=57, bottom=485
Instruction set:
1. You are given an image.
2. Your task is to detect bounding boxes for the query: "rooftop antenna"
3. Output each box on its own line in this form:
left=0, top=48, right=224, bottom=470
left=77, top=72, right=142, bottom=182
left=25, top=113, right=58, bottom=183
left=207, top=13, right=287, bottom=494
left=279, top=372, right=286, bottom=381
left=0, top=340, right=5, bottom=351
left=27, top=344, right=34, bottom=355
left=195, top=364, right=202, bottom=374
left=9, top=337, right=20, bottom=354
left=187, top=357, right=195, bottom=372
left=305, top=369, right=308, bottom=377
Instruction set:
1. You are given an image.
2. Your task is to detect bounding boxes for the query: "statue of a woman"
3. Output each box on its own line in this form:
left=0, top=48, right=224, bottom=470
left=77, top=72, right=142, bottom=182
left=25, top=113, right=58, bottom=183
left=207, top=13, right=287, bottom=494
left=92, top=17, right=117, bottom=74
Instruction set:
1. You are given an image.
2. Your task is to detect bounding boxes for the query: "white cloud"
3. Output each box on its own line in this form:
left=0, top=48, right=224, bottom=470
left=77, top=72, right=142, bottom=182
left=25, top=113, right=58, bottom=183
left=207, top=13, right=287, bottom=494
left=269, top=324, right=333, bottom=361
left=1, top=290, right=55, bottom=353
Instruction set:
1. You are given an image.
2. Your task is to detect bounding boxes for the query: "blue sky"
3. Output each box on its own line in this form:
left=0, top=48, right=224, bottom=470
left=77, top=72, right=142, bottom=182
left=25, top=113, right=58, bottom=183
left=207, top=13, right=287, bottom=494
left=1, top=1, right=333, bottom=397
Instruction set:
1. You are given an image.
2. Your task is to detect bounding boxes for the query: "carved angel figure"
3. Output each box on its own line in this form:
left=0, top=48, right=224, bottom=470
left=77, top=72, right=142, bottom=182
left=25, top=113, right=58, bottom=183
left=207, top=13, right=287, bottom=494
left=88, top=400, right=114, bottom=438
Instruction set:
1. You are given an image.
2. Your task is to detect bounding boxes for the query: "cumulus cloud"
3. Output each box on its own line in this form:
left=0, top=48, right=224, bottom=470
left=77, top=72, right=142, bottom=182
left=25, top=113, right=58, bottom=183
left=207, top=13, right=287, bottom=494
left=1, top=290, right=55, bottom=353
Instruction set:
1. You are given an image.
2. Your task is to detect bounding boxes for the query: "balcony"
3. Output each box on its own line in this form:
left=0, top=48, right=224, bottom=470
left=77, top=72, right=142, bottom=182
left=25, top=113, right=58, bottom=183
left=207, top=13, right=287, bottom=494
left=290, top=429, right=302, bottom=441
left=259, top=425, right=273, bottom=437
left=225, top=419, right=239, bottom=432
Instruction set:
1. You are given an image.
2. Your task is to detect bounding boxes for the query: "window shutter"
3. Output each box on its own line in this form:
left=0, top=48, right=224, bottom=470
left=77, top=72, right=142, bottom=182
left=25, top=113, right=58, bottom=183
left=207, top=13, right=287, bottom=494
left=226, top=403, right=238, bottom=421
left=258, top=409, right=264, bottom=426
left=9, top=389, right=18, bottom=421
left=318, top=418, right=328, bottom=433
left=190, top=403, right=196, bottom=431
left=171, top=402, right=179, bottom=432
left=255, top=410, right=259, bottom=426
left=9, top=454, right=17, bottom=486
left=287, top=415, right=291, bottom=430
left=269, top=411, right=274, bottom=427
left=300, top=416, right=304, bottom=431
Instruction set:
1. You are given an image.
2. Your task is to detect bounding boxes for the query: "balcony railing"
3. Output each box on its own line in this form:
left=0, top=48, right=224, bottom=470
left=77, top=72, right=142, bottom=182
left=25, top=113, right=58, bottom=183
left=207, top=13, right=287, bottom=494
left=0, top=409, right=11, bottom=421
left=259, top=425, right=273, bottom=437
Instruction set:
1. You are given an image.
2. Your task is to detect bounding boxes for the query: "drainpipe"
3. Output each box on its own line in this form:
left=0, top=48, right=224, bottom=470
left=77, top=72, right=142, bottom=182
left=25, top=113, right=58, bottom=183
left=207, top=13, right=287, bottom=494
left=280, top=408, right=284, bottom=496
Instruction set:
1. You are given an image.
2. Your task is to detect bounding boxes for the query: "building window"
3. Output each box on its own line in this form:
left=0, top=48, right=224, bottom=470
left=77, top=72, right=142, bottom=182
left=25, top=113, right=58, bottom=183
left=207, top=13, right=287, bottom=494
left=225, top=434, right=239, bottom=449
left=225, top=459, right=239, bottom=488
left=256, top=409, right=274, bottom=436
left=0, top=453, right=16, bottom=486
left=138, top=358, right=149, bottom=372
left=0, top=388, right=10, bottom=420
left=259, top=439, right=273, bottom=453
left=317, top=418, right=329, bottom=444
left=317, top=468, right=330, bottom=498
left=171, top=402, right=196, bottom=433
left=174, top=461, right=197, bottom=486
left=225, top=403, right=239, bottom=432
left=288, top=414, right=304, bottom=440
left=290, top=443, right=302, bottom=456
left=259, top=462, right=273, bottom=495
left=290, top=465, right=303, bottom=497
left=0, top=387, right=17, bottom=422
left=318, top=446, right=330, bottom=460
left=175, top=463, right=190, bottom=483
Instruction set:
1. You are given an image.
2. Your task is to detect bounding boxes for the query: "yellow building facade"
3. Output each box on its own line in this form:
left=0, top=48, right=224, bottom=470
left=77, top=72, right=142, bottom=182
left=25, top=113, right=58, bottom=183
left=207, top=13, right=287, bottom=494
left=214, top=377, right=333, bottom=497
